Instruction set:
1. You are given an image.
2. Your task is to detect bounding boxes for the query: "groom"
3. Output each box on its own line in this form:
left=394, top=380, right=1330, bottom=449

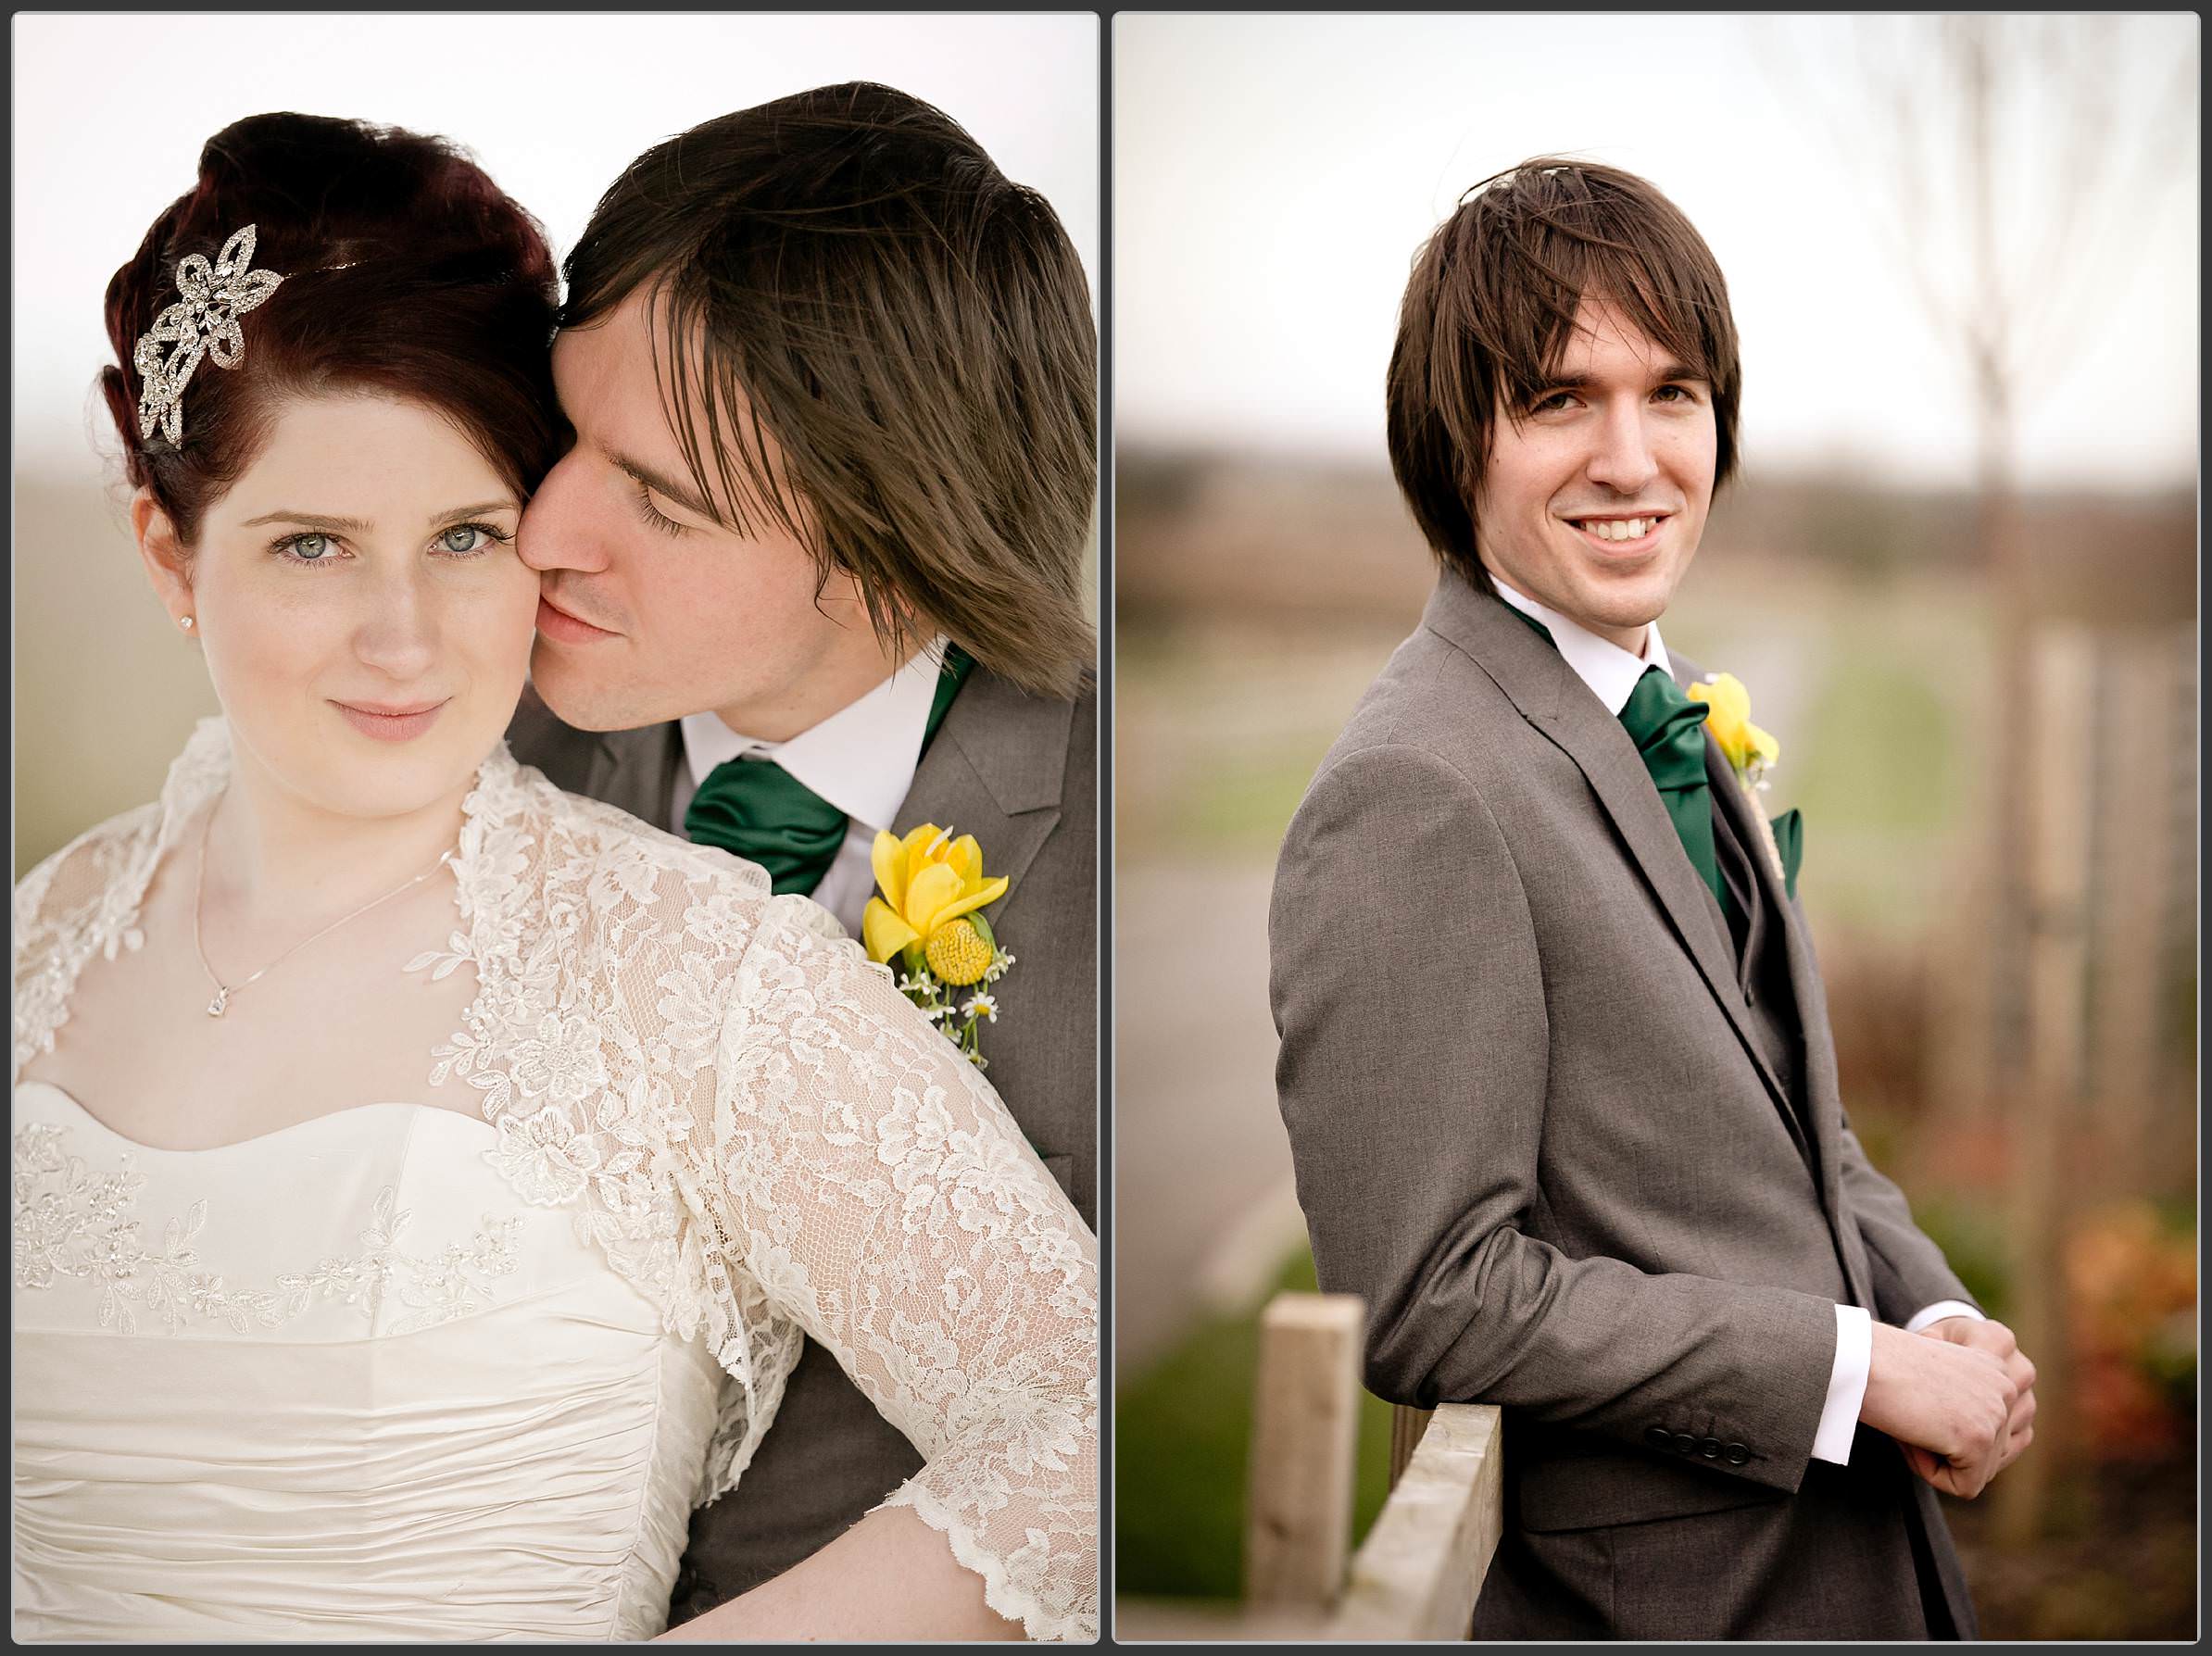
left=508, top=83, right=1097, bottom=1621
left=1271, top=159, right=2035, bottom=1638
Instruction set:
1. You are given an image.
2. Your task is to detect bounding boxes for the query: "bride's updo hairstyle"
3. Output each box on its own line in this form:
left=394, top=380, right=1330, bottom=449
left=99, top=112, right=564, bottom=549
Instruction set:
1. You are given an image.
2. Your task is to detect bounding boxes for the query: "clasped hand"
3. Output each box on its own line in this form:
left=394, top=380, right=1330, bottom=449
left=1859, top=1317, right=2037, bottom=1499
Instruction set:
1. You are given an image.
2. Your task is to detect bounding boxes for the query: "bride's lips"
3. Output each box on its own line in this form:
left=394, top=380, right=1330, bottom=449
left=333, top=698, right=448, bottom=742
left=536, top=594, right=621, bottom=644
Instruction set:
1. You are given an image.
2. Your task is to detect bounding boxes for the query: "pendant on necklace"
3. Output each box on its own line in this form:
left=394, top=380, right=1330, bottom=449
left=207, top=987, right=230, bottom=1018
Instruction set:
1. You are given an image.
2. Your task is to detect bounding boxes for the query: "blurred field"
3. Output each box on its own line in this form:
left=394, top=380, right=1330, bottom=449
left=1112, top=452, right=2196, bottom=1637
left=15, top=473, right=222, bottom=879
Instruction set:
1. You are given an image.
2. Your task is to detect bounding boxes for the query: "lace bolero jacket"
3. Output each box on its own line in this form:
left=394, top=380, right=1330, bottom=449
left=11, top=720, right=1099, bottom=1642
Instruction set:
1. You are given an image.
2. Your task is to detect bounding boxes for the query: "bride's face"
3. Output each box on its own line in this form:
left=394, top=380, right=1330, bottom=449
left=145, top=394, right=537, bottom=821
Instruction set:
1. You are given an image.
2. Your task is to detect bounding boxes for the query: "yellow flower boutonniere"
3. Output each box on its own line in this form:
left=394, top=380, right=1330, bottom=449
left=861, top=823, right=1015, bottom=1069
left=1688, top=671, right=1791, bottom=887
left=1687, top=671, right=1780, bottom=789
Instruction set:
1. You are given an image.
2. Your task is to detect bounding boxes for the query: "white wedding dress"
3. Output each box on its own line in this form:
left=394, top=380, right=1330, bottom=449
left=12, top=720, right=1098, bottom=1643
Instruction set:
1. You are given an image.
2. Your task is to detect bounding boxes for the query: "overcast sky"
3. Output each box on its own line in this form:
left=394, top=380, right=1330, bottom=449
left=12, top=13, right=1098, bottom=477
left=1115, top=14, right=2197, bottom=491
left=11, top=15, right=2196, bottom=496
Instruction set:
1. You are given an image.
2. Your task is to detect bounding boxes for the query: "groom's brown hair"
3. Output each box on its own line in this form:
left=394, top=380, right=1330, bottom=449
left=562, top=82, right=1096, bottom=697
left=1387, top=157, right=1742, bottom=594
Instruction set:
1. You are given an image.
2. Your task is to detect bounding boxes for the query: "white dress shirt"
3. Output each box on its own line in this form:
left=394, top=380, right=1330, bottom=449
left=1490, top=577, right=1983, bottom=1464
left=672, top=640, right=948, bottom=937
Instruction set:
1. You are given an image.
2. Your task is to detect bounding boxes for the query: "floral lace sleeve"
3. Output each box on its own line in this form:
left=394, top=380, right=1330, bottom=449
left=698, top=895, right=1099, bottom=1642
left=13, top=807, right=160, bottom=1084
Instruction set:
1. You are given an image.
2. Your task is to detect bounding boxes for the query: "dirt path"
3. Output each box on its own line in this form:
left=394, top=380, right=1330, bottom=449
left=1114, top=859, right=1305, bottom=1374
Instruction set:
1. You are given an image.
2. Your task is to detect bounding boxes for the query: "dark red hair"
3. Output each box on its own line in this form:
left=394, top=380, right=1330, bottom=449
left=100, top=112, right=564, bottom=547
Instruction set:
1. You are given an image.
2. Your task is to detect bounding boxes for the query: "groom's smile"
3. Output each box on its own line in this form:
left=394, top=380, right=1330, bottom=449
left=1560, top=510, right=1676, bottom=558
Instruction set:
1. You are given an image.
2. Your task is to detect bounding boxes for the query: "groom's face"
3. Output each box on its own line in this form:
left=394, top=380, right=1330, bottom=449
left=1473, top=294, right=1716, bottom=653
left=518, top=289, right=878, bottom=737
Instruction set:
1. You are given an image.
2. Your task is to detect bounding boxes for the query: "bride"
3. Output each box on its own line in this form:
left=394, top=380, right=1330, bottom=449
left=12, top=113, right=1096, bottom=1643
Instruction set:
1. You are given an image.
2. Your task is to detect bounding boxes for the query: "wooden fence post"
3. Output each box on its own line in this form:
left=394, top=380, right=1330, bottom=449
left=1993, top=623, right=2093, bottom=1546
left=2084, top=630, right=2175, bottom=1196
left=1244, top=1291, right=1364, bottom=1612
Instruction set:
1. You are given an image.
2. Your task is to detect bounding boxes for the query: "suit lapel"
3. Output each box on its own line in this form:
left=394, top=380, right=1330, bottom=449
left=1700, top=721, right=1871, bottom=1298
left=1700, top=735, right=1816, bottom=1164
left=504, top=694, right=684, bottom=833
left=894, top=667, right=1073, bottom=906
left=1427, top=578, right=1801, bottom=1138
left=588, top=723, right=685, bottom=833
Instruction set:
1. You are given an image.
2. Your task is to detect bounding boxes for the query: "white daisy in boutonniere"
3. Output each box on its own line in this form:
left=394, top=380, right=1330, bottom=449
left=1689, top=671, right=1803, bottom=898
left=861, top=824, right=1016, bottom=1069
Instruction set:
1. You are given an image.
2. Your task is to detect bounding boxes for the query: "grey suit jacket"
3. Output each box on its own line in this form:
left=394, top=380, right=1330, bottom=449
left=506, top=664, right=1097, bottom=1617
left=1271, top=572, right=1977, bottom=1638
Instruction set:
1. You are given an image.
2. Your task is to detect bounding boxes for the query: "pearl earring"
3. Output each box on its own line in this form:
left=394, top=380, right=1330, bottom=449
left=180, top=616, right=195, bottom=631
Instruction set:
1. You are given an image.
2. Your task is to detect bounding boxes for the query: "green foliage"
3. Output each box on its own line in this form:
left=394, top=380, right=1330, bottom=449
left=1178, top=746, right=1331, bottom=856
left=2159, top=964, right=2197, bottom=1066
left=2149, top=1194, right=2197, bottom=1236
left=2140, top=1310, right=2196, bottom=1408
left=1907, top=1193, right=2014, bottom=1322
left=1791, top=640, right=1959, bottom=878
left=1115, top=1247, right=1394, bottom=1600
left=1849, top=1107, right=1905, bottom=1172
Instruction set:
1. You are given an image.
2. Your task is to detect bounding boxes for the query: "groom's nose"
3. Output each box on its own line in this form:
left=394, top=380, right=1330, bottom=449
left=1584, top=399, right=1661, bottom=497
left=516, top=449, right=610, bottom=575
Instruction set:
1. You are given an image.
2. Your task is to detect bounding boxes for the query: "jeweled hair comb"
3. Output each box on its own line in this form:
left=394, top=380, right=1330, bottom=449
left=133, top=224, right=285, bottom=445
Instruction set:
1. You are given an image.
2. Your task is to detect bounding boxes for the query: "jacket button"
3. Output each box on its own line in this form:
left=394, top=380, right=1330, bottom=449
left=1646, top=1426, right=1673, bottom=1449
left=1699, top=1436, right=1722, bottom=1458
left=1672, top=1433, right=1697, bottom=1456
left=1725, top=1443, right=1750, bottom=1464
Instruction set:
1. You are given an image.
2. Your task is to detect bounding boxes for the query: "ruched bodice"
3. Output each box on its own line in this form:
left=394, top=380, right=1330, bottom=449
left=12, top=1084, right=723, bottom=1641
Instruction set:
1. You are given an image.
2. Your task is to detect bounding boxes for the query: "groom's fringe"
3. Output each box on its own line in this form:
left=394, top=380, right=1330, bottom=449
left=562, top=82, right=1098, bottom=700
left=1387, top=157, right=1745, bottom=596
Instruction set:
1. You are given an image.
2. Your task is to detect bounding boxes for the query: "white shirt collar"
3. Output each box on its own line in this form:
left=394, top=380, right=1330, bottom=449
left=1490, top=576, right=1673, bottom=717
left=680, top=637, right=948, bottom=833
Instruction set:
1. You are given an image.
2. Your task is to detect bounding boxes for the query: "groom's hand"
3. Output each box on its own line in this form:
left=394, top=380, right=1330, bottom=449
left=1859, top=1320, right=2019, bottom=1499
left=1917, top=1315, right=2038, bottom=1471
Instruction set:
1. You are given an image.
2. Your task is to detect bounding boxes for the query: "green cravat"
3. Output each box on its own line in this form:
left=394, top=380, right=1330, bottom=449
left=1618, top=664, right=1729, bottom=920
left=1505, top=604, right=1729, bottom=918
left=685, top=645, right=973, bottom=896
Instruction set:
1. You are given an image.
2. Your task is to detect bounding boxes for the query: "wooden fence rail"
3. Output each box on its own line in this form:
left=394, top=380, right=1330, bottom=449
left=1329, top=1401, right=1504, bottom=1639
left=1240, top=1290, right=1503, bottom=1639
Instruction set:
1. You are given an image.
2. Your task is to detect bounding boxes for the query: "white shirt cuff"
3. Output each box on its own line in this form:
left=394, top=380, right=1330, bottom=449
left=1811, top=1304, right=1872, bottom=1464
left=1904, top=1299, right=1984, bottom=1333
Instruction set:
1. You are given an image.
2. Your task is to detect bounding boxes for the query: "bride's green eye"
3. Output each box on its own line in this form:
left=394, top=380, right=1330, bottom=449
left=435, top=524, right=506, bottom=557
left=275, top=532, right=337, bottom=565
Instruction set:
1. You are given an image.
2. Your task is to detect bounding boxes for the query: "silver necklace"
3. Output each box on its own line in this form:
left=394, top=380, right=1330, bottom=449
left=192, top=805, right=454, bottom=1018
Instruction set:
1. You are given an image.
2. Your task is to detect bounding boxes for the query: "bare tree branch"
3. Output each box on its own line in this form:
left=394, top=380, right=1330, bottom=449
left=2014, top=30, right=2199, bottom=395
left=1762, top=13, right=2197, bottom=484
